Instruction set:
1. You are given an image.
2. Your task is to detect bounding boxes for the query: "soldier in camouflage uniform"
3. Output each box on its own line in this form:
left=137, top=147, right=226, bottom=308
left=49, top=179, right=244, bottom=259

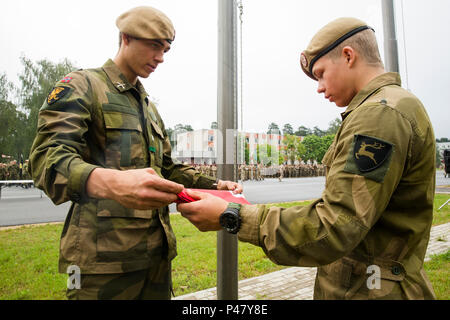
left=211, top=163, right=217, bottom=179
left=278, top=164, right=283, bottom=182
left=22, top=160, right=31, bottom=180
left=177, top=18, right=436, bottom=300
left=8, top=161, right=19, bottom=180
left=28, top=6, right=241, bottom=300
left=0, top=163, right=5, bottom=180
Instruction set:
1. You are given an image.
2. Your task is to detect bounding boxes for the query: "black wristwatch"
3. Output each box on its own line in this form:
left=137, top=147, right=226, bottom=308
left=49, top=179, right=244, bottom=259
left=219, top=203, right=241, bottom=234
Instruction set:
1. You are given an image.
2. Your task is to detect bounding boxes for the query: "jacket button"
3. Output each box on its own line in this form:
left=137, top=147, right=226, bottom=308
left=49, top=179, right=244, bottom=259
left=391, top=265, right=401, bottom=275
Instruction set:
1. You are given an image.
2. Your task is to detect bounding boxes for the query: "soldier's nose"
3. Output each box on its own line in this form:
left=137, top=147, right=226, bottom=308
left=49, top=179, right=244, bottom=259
left=317, top=83, right=325, bottom=94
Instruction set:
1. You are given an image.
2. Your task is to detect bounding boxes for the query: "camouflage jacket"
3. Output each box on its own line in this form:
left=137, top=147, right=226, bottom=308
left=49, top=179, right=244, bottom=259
left=29, top=59, right=216, bottom=274
left=238, top=73, right=437, bottom=299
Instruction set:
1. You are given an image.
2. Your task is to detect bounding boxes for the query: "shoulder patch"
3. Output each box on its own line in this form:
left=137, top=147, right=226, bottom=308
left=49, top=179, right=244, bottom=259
left=47, top=86, right=70, bottom=105
left=344, top=134, right=394, bottom=183
left=353, top=135, right=393, bottom=172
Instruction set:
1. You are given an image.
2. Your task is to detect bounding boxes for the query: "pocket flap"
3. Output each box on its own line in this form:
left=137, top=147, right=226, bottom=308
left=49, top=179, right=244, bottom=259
left=150, top=120, right=165, bottom=139
left=379, top=264, right=405, bottom=282
left=103, top=107, right=142, bottom=132
left=97, top=199, right=156, bottom=219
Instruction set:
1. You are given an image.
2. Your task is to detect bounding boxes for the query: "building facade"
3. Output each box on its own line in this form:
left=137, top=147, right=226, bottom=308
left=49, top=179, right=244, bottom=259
left=172, top=129, right=284, bottom=165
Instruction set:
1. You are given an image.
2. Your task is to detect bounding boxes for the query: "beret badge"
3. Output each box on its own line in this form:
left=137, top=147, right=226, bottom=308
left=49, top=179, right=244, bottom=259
left=300, top=53, right=308, bottom=69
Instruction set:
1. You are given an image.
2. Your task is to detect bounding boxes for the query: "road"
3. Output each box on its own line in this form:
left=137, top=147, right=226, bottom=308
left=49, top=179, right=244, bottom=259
left=0, top=171, right=448, bottom=227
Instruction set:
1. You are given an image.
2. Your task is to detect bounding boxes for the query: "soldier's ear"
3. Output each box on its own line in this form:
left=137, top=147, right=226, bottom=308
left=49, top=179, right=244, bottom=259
left=121, top=33, right=132, bottom=47
left=342, top=46, right=356, bottom=67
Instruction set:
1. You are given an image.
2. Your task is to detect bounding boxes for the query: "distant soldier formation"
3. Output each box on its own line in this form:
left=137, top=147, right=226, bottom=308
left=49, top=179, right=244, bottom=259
left=239, top=163, right=326, bottom=181
left=0, top=159, right=31, bottom=181
left=189, top=162, right=325, bottom=182
left=192, top=163, right=218, bottom=179
left=1, top=159, right=325, bottom=183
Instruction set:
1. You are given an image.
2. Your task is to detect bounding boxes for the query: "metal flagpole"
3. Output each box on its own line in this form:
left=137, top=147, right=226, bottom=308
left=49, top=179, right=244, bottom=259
left=217, top=0, right=239, bottom=300
left=381, top=0, right=400, bottom=73
left=238, top=1, right=244, bottom=166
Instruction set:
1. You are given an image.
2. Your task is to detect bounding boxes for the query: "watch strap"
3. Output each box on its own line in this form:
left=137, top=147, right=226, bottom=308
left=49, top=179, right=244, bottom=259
left=228, top=202, right=241, bottom=211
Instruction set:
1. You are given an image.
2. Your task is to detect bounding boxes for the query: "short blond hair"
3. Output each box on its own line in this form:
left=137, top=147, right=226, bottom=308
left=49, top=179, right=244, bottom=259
left=327, top=29, right=384, bottom=68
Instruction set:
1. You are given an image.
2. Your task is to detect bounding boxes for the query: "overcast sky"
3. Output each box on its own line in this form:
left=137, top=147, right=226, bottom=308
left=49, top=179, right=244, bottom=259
left=1, top=0, right=449, bottom=138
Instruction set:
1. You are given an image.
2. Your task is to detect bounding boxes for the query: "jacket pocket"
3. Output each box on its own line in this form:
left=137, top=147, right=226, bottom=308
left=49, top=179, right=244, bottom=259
left=343, top=256, right=406, bottom=299
left=102, top=106, right=145, bottom=169
left=95, top=199, right=164, bottom=263
left=366, top=259, right=406, bottom=299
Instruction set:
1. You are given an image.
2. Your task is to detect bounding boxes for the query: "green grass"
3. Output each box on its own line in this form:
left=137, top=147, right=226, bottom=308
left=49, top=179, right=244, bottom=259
left=423, top=250, right=450, bottom=300
left=171, top=213, right=286, bottom=296
left=0, top=196, right=448, bottom=300
left=434, top=194, right=450, bottom=226
left=0, top=224, right=67, bottom=300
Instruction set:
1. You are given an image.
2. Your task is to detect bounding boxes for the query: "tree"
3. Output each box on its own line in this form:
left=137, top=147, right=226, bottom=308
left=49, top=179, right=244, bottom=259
left=0, top=73, right=14, bottom=101
left=0, top=73, right=26, bottom=159
left=173, top=123, right=193, bottom=132
left=295, top=125, right=312, bottom=137
left=267, top=122, right=280, bottom=134
left=319, top=135, right=335, bottom=163
left=258, top=143, right=272, bottom=166
left=166, top=127, right=175, bottom=148
left=168, top=123, right=193, bottom=150
left=326, top=117, right=342, bottom=135
left=244, top=137, right=250, bottom=164
left=0, top=99, right=25, bottom=158
left=300, top=135, right=321, bottom=161
left=312, top=126, right=326, bottom=137
left=282, top=134, right=304, bottom=164
left=282, top=123, right=294, bottom=135
left=17, top=55, right=77, bottom=159
left=300, top=134, right=334, bottom=163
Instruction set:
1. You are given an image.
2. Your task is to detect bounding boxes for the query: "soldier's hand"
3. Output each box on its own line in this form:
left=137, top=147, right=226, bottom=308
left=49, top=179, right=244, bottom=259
left=217, top=180, right=243, bottom=194
left=86, top=167, right=183, bottom=210
left=177, top=189, right=228, bottom=232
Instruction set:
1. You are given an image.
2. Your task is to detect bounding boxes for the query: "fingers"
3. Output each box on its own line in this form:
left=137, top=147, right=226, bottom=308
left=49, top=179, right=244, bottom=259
left=112, top=168, right=183, bottom=209
left=126, top=188, right=178, bottom=210
left=217, top=180, right=244, bottom=194
left=144, top=169, right=184, bottom=194
left=176, top=191, right=208, bottom=213
left=185, top=189, right=208, bottom=200
left=232, top=183, right=243, bottom=194
left=141, top=188, right=179, bottom=204
left=177, top=195, right=227, bottom=232
left=176, top=190, right=215, bottom=214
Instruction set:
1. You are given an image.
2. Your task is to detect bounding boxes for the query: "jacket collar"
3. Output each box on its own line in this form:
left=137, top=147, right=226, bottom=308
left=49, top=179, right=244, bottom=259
left=102, top=59, right=149, bottom=97
left=341, top=72, right=401, bottom=120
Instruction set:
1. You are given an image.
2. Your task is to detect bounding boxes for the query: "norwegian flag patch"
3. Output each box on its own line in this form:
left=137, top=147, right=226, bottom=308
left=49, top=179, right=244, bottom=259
left=61, top=76, right=72, bottom=83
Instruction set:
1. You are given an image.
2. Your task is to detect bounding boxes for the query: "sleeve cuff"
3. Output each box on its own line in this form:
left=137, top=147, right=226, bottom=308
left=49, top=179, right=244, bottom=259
left=238, top=204, right=262, bottom=246
left=193, top=175, right=217, bottom=189
left=67, top=159, right=100, bottom=203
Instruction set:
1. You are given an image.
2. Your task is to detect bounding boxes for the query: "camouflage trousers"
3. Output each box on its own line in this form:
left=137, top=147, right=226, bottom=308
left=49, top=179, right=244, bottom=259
left=66, top=258, right=172, bottom=300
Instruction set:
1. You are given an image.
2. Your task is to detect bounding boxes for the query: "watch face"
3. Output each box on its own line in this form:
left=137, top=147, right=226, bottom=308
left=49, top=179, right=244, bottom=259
left=220, top=210, right=240, bottom=234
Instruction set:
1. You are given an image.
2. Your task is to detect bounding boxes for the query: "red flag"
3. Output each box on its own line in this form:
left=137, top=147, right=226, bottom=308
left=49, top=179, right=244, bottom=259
left=176, top=189, right=250, bottom=205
